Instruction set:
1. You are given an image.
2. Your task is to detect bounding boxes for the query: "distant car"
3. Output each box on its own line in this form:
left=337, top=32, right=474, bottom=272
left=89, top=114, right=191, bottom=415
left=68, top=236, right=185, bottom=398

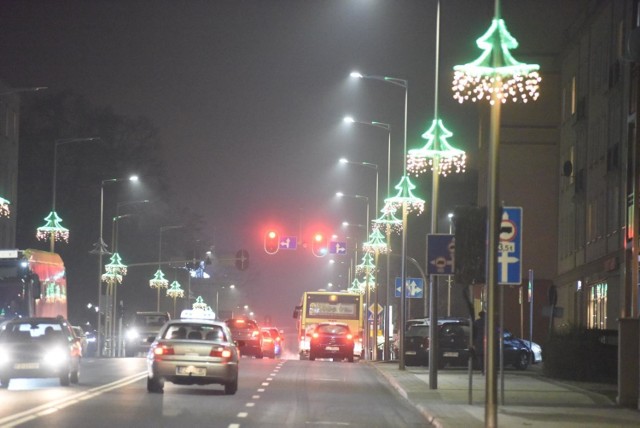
left=309, top=322, right=355, bottom=362
left=125, top=311, right=171, bottom=357
left=146, top=309, right=239, bottom=394
left=263, top=327, right=284, bottom=357
left=225, top=318, right=263, bottom=358
left=502, top=330, right=542, bottom=369
left=260, top=329, right=276, bottom=359
left=72, top=326, right=88, bottom=356
left=0, top=316, right=82, bottom=388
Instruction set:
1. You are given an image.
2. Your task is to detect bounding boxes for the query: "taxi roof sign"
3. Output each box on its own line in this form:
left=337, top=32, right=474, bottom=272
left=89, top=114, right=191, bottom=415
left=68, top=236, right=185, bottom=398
left=180, top=309, right=216, bottom=320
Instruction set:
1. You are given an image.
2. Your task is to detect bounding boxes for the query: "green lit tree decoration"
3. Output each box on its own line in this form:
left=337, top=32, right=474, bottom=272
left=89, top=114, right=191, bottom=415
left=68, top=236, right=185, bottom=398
left=166, top=280, right=184, bottom=318
left=0, top=196, right=10, bottom=218
left=362, top=228, right=388, bottom=254
left=149, top=268, right=169, bottom=311
left=452, top=14, right=540, bottom=105
left=347, top=278, right=362, bottom=294
left=407, top=119, right=466, bottom=177
left=101, top=252, right=127, bottom=286
left=36, top=211, right=69, bottom=243
left=384, top=176, right=425, bottom=215
left=372, top=205, right=402, bottom=234
left=193, top=295, right=208, bottom=311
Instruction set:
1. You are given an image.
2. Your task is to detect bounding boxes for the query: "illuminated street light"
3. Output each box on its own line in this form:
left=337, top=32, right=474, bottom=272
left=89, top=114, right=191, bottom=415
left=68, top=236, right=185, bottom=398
left=37, top=137, right=101, bottom=251
left=453, top=0, right=540, bottom=423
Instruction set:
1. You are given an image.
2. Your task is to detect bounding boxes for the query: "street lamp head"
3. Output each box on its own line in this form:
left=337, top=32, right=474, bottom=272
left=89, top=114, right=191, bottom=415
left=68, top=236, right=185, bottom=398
left=336, top=192, right=344, bottom=197
left=339, top=158, right=348, bottom=164
left=343, top=116, right=355, bottom=123
left=349, top=71, right=363, bottom=79
left=129, top=175, right=139, bottom=182
left=342, top=221, right=349, bottom=227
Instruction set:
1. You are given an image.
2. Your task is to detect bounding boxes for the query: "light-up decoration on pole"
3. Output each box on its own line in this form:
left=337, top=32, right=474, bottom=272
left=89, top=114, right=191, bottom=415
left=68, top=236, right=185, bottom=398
left=407, top=119, right=466, bottom=177
left=452, top=1, right=540, bottom=423
left=193, top=295, right=208, bottom=311
left=0, top=196, right=10, bottom=218
left=166, top=280, right=184, bottom=318
left=149, top=268, right=169, bottom=311
left=372, top=205, right=403, bottom=234
left=101, top=252, right=127, bottom=285
left=362, top=228, right=388, bottom=255
left=36, top=211, right=69, bottom=243
left=362, top=228, right=388, bottom=361
left=384, top=176, right=425, bottom=215
left=452, top=17, right=540, bottom=105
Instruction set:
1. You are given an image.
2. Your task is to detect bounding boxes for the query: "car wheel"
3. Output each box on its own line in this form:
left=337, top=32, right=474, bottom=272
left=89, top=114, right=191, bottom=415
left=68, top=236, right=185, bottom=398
left=0, top=377, right=9, bottom=388
left=224, top=377, right=238, bottom=395
left=514, top=351, right=530, bottom=370
left=309, top=352, right=316, bottom=361
left=348, top=355, right=354, bottom=363
left=256, top=352, right=264, bottom=359
left=147, top=376, right=164, bottom=393
left=60, top=371, right=71, bottom=386
left=70, top=369, right=80, bottom=384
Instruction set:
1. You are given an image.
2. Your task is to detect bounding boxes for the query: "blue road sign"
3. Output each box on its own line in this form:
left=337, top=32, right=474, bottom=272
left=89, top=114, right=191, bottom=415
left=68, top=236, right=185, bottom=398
left=329, top=241, right=347, bottom=255
left=394, top=277, right=424, bottom=298
left=279, top=236, right=297, bottom=250
left=498, top=207, right=522, bottom=285
left=427, top=234, right=455, bottom=275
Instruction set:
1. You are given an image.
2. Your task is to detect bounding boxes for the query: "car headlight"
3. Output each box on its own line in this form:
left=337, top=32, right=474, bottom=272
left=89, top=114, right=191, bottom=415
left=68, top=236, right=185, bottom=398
left=126, top=329, right=139, bottom=340
left=43, top=347, right=70, bottom=367
left=0, top=353, right=11, bottom=366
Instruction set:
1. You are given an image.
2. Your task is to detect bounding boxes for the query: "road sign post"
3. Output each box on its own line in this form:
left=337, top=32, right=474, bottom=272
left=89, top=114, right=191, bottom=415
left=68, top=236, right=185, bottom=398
left=498, top=207, right=522, bottom=285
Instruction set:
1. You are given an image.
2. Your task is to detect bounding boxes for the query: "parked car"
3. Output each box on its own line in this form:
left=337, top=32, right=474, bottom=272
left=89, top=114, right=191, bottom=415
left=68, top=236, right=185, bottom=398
left=309, top=322, right=355, bottom=362
left=225, top=318, right=263, bottom=358
left=125, top=311, right=171, bottom=357
left=146, top=310, right=239, bottom=394
left=0, top=316, right=82, bottom=388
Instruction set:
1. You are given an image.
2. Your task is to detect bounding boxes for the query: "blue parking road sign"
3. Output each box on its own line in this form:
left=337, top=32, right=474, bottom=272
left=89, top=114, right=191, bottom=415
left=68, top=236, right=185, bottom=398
left=427, top=234, right=455, bottom=275
left=394, top=277, right=424, bottom=298
left=498, top=207, right=522, bottom=285
left=279, top=236, right=297, bottom=250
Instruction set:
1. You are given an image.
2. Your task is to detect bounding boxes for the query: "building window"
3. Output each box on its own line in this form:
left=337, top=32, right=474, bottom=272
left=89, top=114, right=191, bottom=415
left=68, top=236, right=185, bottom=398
left=587, top=282, right=607, bottom=329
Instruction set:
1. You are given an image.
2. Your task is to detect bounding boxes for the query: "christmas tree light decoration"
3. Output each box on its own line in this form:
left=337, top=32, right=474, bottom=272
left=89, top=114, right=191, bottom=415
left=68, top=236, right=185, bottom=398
left=101, top=252, right=127, bottom=286
left=36, top=211, right=69, bottom=243
left=0, top=196, right=10, bottom=218
left=452, top=18, right=540, bottom=105
left=356, top=252, right=376, bottom=276
left=407, top=119, right=466, bottom=177
left=362, top=228, right=389, bottom=254
left=193, top=296, right=208, bottom=311
left=149, top=269, right=169, bottom=289
left=372, top=205, right=403, bottom=234
left=384, top=175, right=425, bottom=215
left=348, top=278, right=363, bottom=294
left=167, top=281, right=184, bottom=318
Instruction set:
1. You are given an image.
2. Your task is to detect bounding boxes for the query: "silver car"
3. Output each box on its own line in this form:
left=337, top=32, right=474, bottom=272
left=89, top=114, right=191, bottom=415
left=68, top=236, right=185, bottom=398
left=146, top=314, right=239, bottom=395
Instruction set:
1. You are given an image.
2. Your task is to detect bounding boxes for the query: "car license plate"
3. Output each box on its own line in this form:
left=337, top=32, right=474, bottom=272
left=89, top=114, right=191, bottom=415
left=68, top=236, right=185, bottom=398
left=405, top=351, right=417, bottom=355
left=15, top=362, right=39, bottom=370
left=325, top=346, right=339, bottom=351
left=443, top=352, right=459, bottom=358
left=176, top=365, right=206, bottom=376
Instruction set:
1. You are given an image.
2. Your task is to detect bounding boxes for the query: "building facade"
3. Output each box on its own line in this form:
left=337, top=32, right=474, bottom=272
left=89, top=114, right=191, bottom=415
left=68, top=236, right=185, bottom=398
left=0, top=79, right=20, bottom=249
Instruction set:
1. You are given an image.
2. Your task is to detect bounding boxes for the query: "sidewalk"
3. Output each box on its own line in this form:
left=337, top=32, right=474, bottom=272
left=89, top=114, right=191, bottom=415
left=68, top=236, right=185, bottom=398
left=370, top=361, right=640, bottom=427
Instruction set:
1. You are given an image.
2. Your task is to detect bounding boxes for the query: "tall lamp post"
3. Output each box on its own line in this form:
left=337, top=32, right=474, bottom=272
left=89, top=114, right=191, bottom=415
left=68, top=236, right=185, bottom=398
left=407, top=0, right=466, bottom=389
left=90, top=174, right=139, bottom=357
left=350, top=71, right=424, bottom=371
left=37, top=137, right=100, bottom=252
left=452, top=0, right=540, bottom=424
left=362, top=228, right=389, bottom=361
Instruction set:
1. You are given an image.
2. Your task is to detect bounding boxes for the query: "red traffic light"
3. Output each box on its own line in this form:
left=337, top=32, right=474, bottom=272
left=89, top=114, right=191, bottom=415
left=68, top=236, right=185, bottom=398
left=311, top=232, right=328, bottom=257
left=264, top=230, right=279, bottom=255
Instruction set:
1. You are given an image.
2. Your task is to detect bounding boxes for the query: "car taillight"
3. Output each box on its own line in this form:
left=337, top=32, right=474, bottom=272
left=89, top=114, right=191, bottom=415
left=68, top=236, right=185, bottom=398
left=312, top=332, right=319, bottom=339
left=263, top=337, right=273, bottom=343
left=153, top=343, right=174, bottom=356
left=251, top=330, right=260, bottom=338
left=210, top=346, right=232, bottom=359
left=275, top=337, right=281, bottom=343
left=346, top=334, right=353, bottom=341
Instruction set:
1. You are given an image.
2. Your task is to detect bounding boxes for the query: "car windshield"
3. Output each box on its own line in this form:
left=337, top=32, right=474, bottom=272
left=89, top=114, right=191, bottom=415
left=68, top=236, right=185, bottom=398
left=226, top=319, right=258, bottom=330
left=163, top=323, right=227, bottom=341
left=1, top=321, right=65, bottom=341
left=317, top=324, right=350, bottom=335
left=406, top=325, right=429, bottom=337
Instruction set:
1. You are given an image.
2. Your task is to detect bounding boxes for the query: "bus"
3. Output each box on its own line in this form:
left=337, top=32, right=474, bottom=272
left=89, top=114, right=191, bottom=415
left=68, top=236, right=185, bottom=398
left=0, top=249, right=67, bottom=321
left=293, top=291, right=362, bottom=359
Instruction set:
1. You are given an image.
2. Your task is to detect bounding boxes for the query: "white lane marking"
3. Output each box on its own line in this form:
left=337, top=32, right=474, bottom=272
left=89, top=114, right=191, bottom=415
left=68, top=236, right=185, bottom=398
left=267, top=377, right=273, bottom=381
left=237, top=413, right=248, bottom=418
left=257, top=388, right=265, bottom=392
left=228, top=424, right=241, bottom=428
left=261, top=382, right=269, bottom=386
left=245, top=402, right=255, bottom=407
left=252, top=395, right=260, bottom=399
left=0, top=371, right=147, bottom=427
left=305, top=422, right=351, bottom=426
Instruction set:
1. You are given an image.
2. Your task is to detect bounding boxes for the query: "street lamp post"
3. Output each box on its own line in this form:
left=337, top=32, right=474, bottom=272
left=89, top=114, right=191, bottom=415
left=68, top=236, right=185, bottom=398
left=90, top=175, right=139, bottom=357
left=38, top=137, right=100, bottom=251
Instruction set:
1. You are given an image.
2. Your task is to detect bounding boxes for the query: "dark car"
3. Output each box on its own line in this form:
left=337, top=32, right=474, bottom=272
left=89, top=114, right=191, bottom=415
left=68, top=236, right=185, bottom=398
left=0, top=316, right=82, bottom=388
left=404, top=319, right=472, bottom=368
left=260, top=329, right=276, bottom=359
left=225, top=318, right=263, bottom=358
left=309, top=322, right=355, bottom=362
left=124, top=311, right=171, bottom=357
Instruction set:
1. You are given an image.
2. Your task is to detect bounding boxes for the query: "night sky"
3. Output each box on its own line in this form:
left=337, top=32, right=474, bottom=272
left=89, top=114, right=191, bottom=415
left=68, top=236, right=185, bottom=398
left=0, top=0, right=574, bottom=328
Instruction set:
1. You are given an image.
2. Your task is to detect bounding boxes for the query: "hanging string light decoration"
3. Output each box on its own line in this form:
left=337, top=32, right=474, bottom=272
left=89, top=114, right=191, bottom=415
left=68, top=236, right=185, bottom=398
left=452, top=17, right=540, bottom=105
left=36, top=211, right=69, bottom=243
left=372, top=205, right=403, bottom=234
left=166, top=281, right=184, bottom=299
left=101, top=252, right=127, bottom=286
left=362, top=228, right=389, bottom=254
left=383, top=176, right=425, bottom=215
left=149, top=269, right=169, bottom=290
left=193, top=295, right=208, bottom=311
left=0, top=196, right=10, bottom=218
left=407, top=119, right=466, bottom=177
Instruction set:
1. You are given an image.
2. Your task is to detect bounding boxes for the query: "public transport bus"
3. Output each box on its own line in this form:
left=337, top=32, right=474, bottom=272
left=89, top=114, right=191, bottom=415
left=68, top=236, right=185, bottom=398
left=0, top=249, right=67, bottom=321
left=293, top=291, right=362, bottom=359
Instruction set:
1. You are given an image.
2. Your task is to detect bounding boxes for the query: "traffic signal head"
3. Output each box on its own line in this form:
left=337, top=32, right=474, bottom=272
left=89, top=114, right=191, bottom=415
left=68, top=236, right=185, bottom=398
left=264, top=230, right=279, bottom=255
left=311, top=232, right=328, bottom=257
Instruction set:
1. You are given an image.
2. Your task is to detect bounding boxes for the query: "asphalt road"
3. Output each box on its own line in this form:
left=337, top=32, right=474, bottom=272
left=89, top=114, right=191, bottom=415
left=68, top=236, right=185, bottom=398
left=0, top=355, right=429, bottom=428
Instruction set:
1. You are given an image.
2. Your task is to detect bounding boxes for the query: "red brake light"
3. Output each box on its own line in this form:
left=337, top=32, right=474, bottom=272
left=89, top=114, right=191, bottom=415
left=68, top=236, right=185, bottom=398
left=210, top=346, right=232, bottom=359
left=275, top=337, right=281, bottom=343
left=346, top=334, right=353, bottom=340
left=264, top=337, right=273, bottom=343
left=251, top=330, right=260, bottom=338
left=312, top=332, right=319, bottom=339
left=153, top=342, right=175, bottom=356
